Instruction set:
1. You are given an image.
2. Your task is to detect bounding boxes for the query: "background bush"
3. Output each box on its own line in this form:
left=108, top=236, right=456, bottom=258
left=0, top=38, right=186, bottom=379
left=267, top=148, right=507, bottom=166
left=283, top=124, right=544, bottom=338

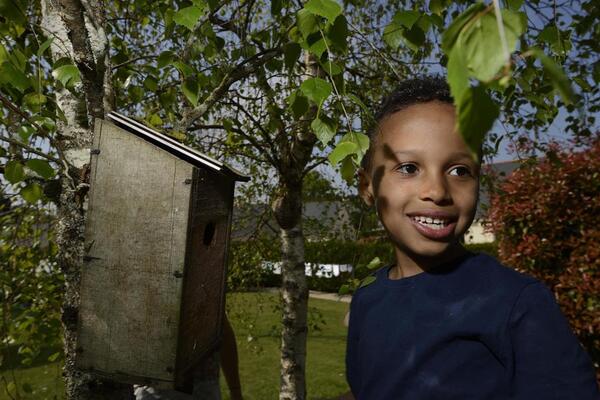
left=486, top=137, right=600, bottom=379
left=228, top=237, right=498, bottom=293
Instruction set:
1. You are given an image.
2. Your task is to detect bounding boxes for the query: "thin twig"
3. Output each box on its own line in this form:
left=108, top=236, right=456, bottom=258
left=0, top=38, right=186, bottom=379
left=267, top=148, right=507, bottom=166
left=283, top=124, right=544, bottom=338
left=0, top=135, right=61, bottom=163
left=347, top=20, right=401, bottom=80
left=0, top=92, right=68, bottom=166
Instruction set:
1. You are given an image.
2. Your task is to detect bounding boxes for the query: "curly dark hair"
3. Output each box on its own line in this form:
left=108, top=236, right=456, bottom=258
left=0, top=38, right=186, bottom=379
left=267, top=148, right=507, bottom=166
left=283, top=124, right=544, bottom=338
left=361, top=76, right=453, bottom=170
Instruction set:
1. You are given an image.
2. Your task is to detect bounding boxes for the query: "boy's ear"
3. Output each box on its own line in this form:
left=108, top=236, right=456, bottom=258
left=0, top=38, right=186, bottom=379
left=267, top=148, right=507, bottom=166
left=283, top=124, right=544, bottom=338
left=358, top=168, right=375, bottom=207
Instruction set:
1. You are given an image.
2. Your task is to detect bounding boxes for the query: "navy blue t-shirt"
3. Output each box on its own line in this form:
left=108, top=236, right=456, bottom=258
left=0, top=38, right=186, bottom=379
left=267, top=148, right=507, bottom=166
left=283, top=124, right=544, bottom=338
left=346, top=252, right=599, bottom=399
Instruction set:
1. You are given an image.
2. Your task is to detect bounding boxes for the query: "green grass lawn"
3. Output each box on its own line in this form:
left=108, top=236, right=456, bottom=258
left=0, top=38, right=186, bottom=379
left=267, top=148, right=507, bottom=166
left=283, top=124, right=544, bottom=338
left=1, top=292, right=350, bottom=400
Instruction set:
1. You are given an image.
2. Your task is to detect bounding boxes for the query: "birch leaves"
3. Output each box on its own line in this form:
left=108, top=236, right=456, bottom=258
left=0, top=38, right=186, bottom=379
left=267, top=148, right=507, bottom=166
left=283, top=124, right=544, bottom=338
left=292, top=0, right=369, bottom=182
left=440, top=2, right=573, bottom=156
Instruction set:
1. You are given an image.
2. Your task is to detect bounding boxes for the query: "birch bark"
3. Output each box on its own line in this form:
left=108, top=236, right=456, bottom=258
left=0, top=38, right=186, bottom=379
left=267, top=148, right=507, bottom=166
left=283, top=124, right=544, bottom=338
left=41, top=0, right=130, bottom=398
left=275, top=52, right=321, bottom=400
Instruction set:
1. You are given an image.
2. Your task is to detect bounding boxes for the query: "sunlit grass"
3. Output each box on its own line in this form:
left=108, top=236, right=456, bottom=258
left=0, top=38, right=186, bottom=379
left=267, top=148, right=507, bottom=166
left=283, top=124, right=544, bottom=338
left=1, top=292, right=350, bottom=400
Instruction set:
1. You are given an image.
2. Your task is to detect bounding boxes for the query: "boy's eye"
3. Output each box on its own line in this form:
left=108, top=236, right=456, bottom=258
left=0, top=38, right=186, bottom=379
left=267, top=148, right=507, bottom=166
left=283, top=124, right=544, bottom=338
left=449, top=166, right=472, bottom=177
left=397, top=164, right=418, bottom=174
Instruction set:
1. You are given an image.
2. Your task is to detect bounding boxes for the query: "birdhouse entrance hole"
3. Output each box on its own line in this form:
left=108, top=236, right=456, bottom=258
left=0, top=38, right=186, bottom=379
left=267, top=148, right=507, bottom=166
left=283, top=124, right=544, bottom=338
left=203, top=222, right=216, bottom=246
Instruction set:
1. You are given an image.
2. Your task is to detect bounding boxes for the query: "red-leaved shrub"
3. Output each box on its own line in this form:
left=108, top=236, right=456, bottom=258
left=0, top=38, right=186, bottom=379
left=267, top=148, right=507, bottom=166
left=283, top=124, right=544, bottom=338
left=486, top=138, right=600, bottom=380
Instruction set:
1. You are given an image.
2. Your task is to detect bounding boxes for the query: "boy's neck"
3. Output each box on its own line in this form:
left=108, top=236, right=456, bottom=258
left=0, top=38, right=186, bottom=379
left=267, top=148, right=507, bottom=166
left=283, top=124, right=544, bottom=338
left=389, top=244, right=468, bottom=280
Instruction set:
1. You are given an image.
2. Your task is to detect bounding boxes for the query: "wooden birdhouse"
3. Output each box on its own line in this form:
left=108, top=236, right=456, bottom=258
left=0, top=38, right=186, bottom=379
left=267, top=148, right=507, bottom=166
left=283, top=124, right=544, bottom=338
left=76, top=112, right=248, bottom=389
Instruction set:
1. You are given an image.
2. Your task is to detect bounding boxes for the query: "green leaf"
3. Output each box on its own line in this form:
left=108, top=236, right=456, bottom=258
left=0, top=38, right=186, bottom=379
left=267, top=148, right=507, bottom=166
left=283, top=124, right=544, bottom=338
left=402, top=25, right=426, bottom=51
left=297, top=9, right=319, bottom=39
left=446, top=46, right=470, bottom=103
left=359, top=275, right=376, bottom=288
left=18, top=125, right=35, bottom=141
left=366, top=256, right=382, bottom=269
left=157, top=51, right=175, bottom=68
left=173, top=5, right=206, bottom=31
left=0, top=44, right=8, bottom=65
left=148, top=113, right=163, bottom=127
left=538, top=26, right=571, bottom=55
left=392, top=10, right=421, bottom=28
left=172, top=61, right=194, bottom=78
left=37, top=38, right=54, bottom=57
left=457, top=9, right=526, bottom=82
left=347, top=93, right=369, bottom=115
left=23, top=93, right=47, bottom=109
left=300, top=77, right=332, bottom=106
left=287, top=91, right=309, bottom=119
left=529, top=48, right=574, bottom=104
left=328, top=15, right=348, bottom=53
left=441, top=3, right=486, bottom=53
left=26, top=159, right=55, bottom=179
left=0, top=62, right=30, bottom=92
left=320, top=60, right=342, bottom=76
left=311, top=116, right=337, bottom=145
left=304, top=0, right=342, bottom=25
left=181, top=77, right=199, bottom=106
left=339, top=156, right=355, bottom=183
left=429, top=0, right=445, bottom=15
left=32, top=116, right=56, bottom=132
left=457, top=86, right=499, bottom=155
left=22, top=383, right=33, bottom=394
left=283, top=42, right=302, bottom=70
left=342, top=131, right=370, bottom=158
left=52, top=64, right=80, bottom=87
left=0, top=0, right=26, bottom=25
left=143, top=75, right=158, bottom=91
left=506, top=0, right=524, bottom=10
left=328, top=141, right=359, bottom=166
left=338, top=284, right=351, bottom=295
left=4, top=161, right=25, bottom=183
left=271, top=0, right=282, bottom=15
left=6, top=382, right=16, bottom=396
left=21, top=183, right=43, bottom=203
left=169, top=130, right=187, bottom=141
left=306, top=35, right=328, bottom=58
left=12, top=48, right=27, bottom=70
left=383, top=22, right=403, bottom=49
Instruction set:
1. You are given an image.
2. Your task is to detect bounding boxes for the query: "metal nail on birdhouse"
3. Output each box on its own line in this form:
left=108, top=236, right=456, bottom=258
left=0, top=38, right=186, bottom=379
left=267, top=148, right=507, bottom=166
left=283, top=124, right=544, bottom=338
left=76, top=112, right=248, bottom=389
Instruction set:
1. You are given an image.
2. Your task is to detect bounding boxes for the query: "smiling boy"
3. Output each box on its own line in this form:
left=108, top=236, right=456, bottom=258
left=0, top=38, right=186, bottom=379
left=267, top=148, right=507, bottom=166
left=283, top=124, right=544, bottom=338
left=345, top=76, right=599, bottom=399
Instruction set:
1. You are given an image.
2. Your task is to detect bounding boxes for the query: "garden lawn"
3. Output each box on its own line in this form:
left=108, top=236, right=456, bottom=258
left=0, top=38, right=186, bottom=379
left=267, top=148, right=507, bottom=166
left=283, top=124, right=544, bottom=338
left=1, top=291, right=351, bottom=400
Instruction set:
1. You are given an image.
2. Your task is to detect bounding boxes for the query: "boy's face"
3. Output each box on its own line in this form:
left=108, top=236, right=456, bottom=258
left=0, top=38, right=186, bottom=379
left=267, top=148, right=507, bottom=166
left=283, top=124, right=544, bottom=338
left=359, top=101, right=479, bottom=261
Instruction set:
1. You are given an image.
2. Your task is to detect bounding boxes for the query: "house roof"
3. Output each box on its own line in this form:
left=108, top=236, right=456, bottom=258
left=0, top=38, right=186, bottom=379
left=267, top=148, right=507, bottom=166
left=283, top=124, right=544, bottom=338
left=106, top=112, right=249, bottom=182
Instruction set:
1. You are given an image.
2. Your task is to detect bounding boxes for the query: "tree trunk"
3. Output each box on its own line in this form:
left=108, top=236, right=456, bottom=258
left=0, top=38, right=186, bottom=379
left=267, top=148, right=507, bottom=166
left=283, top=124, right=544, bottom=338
left=274, top=184, right=308, bottom=400
left=274, top=51, right=321, bottom=400
left=41, top=0, right=131, bottom=398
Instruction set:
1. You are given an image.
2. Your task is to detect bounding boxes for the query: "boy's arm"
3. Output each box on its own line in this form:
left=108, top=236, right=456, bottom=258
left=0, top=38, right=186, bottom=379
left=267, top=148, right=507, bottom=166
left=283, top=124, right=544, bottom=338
left=221, top=314, right=243, bottom=400
left=509, top=282, right=599, bottom=399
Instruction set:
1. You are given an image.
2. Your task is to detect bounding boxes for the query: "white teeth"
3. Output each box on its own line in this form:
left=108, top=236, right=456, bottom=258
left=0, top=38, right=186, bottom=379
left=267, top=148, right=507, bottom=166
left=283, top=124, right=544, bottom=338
left=412, top=216, right=450, bottom=229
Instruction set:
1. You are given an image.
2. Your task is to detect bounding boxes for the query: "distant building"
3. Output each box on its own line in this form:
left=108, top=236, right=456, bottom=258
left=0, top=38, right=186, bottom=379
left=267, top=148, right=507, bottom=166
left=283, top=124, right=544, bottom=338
left=464, top=159, right=522, bottom=244
left=231, top=200, right=355, bottom=242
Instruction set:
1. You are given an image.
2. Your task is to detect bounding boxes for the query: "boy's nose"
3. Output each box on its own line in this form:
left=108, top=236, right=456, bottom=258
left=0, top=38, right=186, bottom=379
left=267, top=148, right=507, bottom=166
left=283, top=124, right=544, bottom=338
left=419, top=174, right=451, bottom=204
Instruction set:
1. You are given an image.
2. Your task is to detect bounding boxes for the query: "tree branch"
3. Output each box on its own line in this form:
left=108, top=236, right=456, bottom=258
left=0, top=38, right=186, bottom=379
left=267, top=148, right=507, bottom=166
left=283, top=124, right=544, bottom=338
left=0, top=136, right=61, bottom=164
left=177, top=46, right=282, bottom=131
left=0, top=91, right=68, bottom=166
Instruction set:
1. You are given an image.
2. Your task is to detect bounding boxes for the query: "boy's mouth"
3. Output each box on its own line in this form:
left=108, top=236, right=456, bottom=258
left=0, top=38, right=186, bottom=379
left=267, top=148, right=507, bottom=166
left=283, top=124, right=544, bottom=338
left=407, top=212, right=457, bottom=240
left=410, top=215, right=450, bottom=230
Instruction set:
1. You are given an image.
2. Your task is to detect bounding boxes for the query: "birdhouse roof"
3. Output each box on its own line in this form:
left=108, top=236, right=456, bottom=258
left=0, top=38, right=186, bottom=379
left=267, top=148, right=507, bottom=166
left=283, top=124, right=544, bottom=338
left=107, top=112, right=249, bottom=182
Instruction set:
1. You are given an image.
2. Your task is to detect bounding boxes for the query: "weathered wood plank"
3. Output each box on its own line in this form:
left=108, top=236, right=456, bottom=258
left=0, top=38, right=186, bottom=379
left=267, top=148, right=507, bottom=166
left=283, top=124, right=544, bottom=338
left=78, top=120, right=193, bottom=385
